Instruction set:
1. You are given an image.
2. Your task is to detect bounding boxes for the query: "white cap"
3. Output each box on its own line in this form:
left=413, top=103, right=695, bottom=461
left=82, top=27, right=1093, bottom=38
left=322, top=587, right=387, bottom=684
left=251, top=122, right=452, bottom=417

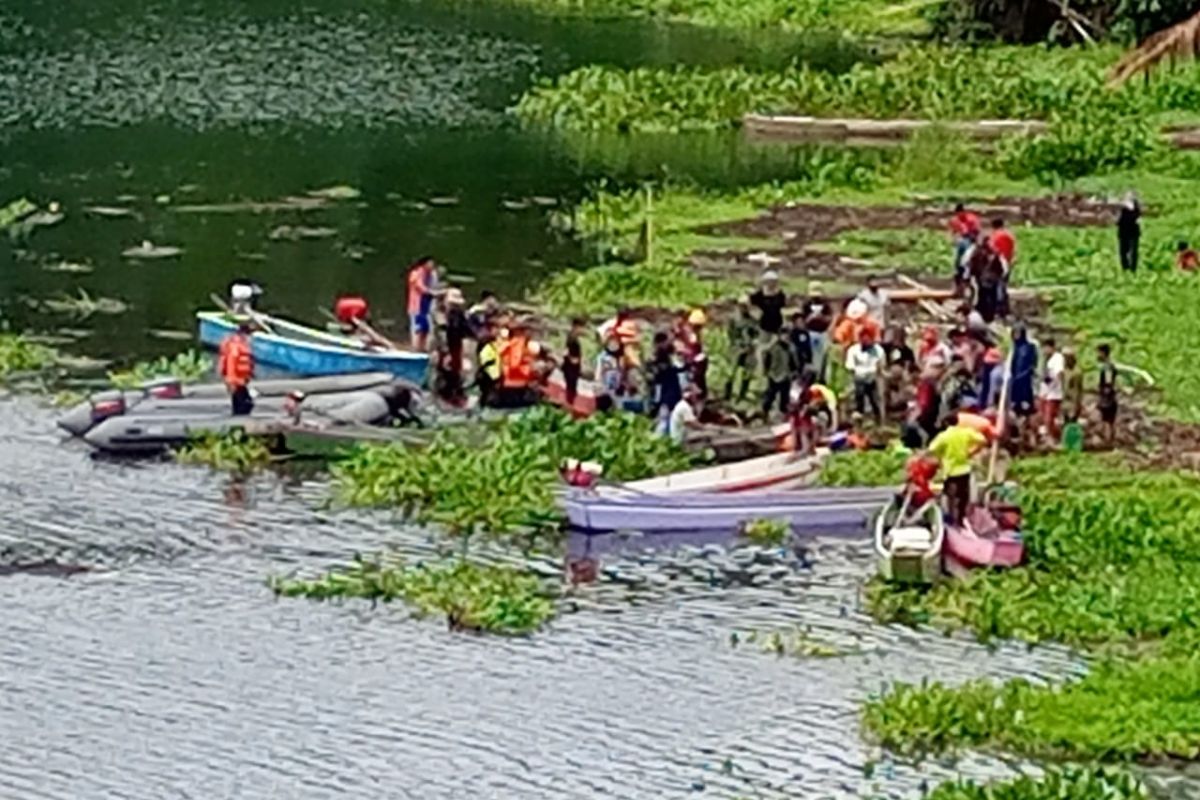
left=846, top=299, right=868, bottom=320
left=231, top=284, right=254, bottom=301
left=761, top=269, right=780, bottom=282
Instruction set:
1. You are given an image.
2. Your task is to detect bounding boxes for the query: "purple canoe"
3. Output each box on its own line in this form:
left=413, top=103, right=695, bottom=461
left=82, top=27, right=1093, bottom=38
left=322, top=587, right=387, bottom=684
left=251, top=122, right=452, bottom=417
left=561, top=486, right=896, bottom=535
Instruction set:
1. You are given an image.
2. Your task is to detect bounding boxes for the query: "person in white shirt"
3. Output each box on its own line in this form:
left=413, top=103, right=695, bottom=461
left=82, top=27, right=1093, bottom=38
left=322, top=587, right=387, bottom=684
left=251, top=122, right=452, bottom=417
left=1038, top=337, right=1065, bottom=442
left=855, top=275, right=889, bottom=328
left=666, top=385, right=702, bottom=444
left=845, top=328, right=885, bottom=423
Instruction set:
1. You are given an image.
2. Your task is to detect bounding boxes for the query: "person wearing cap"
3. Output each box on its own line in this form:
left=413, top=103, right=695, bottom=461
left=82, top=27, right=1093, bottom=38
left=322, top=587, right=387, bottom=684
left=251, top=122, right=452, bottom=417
left=228, top=281, right=261, bottom=317
left=725, top=295, right=758, bottom=402
left=855, top=275, right=889, bottom=328
left=979, top=347, right=1007, bottom=410
left=801, top=283, right=834, bottom=383
left=832, top=299, right=880, bottom=356
left=684, top=308, right=709, bottom=398
left=750, top=269, right=787, bottom=335
left=845, top=326, right=884, bottom=423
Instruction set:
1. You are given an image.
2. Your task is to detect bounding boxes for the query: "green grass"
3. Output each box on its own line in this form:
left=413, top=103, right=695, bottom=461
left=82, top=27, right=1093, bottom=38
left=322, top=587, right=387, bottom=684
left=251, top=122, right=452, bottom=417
left=107, top=349, right=212, bottom=389
left=175, top=430, right=273, bottom=472
left=487, top=0, right=933, bottom=35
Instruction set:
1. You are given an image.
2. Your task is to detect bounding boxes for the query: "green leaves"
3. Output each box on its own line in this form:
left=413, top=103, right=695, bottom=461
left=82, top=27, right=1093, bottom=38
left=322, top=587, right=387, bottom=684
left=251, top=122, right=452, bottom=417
left=817, top=450, right=907, bottom=487
left=269, top=557, right=556, bottom=635
left=0, top=332, right=57, bottom=377
left=108, top=349, right=213, bottom=389
left=331, top=407, right=695, bottom=541
left=923, top=766, right=1148, bottom=800
left=176, top=429, right=272, bottom=472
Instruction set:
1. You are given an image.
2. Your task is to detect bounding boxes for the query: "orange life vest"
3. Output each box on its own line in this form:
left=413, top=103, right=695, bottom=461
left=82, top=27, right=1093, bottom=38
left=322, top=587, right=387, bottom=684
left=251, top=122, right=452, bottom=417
left=500, top=334, right=534, bottom=388
left=218, top=333, right=254, bottom=389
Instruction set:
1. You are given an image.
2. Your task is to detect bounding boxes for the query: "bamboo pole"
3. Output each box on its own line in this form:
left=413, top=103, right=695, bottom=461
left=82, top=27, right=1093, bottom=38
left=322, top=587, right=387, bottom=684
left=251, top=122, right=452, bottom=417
left=986, top=344, right=1014, bottom=487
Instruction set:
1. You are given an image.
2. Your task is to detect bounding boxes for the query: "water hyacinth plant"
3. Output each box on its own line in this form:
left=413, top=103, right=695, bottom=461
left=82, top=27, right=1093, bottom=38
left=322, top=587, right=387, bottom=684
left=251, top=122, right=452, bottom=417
left=923, top=767, right=1148, bottom=800
left=817, top=449, right=906, bottom=487
left=332, top=407, right=693, bottom=540
left=0, top=332, right=58, bottom=377
left=176, top=429, right=273, bottom=472
left=269, top=556, right=556, bottom=635
left=108, top=349, right=212, bottom=388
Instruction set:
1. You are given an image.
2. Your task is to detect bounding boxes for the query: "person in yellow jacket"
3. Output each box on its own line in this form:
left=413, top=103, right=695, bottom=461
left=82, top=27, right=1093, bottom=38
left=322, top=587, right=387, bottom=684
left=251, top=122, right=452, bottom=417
left=476, top=331, right=502, bottom=407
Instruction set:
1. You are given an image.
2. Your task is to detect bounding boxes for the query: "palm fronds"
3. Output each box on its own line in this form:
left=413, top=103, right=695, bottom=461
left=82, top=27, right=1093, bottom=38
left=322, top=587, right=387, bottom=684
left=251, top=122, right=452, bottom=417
left=1109, top=11, right=1200, bottom=86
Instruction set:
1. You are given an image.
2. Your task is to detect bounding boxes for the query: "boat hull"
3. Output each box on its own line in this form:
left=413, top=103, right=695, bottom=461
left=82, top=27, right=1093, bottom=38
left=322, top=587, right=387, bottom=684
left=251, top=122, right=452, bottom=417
left=197, top=311, right=428, bottom=383
left=944, top=526, right=1024, bottom=575
left=564, top=486, right=895, bottom=534
left=610, top=451, right=824, bottom=496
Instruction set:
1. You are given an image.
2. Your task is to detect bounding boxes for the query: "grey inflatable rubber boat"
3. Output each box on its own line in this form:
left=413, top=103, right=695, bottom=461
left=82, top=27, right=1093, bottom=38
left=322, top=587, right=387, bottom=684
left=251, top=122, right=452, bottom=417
left=58, top=372, right=397, bottom=437
left=81, top=382, right=424, bottom=455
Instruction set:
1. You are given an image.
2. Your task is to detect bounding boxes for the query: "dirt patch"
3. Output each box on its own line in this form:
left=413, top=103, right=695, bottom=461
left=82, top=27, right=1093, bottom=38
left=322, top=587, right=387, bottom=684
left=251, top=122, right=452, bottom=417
left=692, top=193, right=1122, bottom=282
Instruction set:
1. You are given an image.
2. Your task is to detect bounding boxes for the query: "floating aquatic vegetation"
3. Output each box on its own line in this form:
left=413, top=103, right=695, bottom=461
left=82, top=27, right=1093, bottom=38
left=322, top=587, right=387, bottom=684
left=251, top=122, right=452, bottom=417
left=107, top=349, right=212, bottom=389
left=0, top=18, right=537, bottom=130
left=0, top=332, right=57, bottom=377
left=923, top=767, right=1147, bottom=800
left=122, top=241, right=183, bottom=259
left=176, top=429, right=272, bottom=472
left=733, top=626, right=851, bottom=658
left=332, top=407, right=693, bottom=540
left=816, top=449, right=906, bottom=487
left=50, top=389, right=86, bottom=408
left=0, top=197, right=36, bottom=229
left=739, top=518, right=791, bottom=547
left=269, top=556, right=556, bottom=636
left=39, top=289, right=128, bottom=319
left=267, top=225, right=337, bottom=241
left=147, top=329, right=194, bottom=342
left=427, top=196, right=460, bottom=207
left=53, top=354, right=110, bottom=372
left=306, top=185, right=360, bottom=201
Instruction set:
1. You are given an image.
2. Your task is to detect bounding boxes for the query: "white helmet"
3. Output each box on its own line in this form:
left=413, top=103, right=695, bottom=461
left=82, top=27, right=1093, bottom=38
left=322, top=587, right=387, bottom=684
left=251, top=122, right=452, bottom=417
left=846, top=299, right=868, bottom=320
left=230, top=283, right=254, bottom=302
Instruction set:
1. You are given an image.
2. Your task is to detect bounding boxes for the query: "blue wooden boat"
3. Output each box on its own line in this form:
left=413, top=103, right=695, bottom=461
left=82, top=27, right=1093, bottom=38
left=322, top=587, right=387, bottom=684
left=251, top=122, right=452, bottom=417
left=196, top=311, right=429, bottom=384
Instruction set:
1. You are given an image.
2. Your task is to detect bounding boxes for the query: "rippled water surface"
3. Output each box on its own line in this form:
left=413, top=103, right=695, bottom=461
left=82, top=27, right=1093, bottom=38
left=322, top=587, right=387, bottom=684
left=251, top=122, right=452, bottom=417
left=0, top=398, right=1092, bottom=799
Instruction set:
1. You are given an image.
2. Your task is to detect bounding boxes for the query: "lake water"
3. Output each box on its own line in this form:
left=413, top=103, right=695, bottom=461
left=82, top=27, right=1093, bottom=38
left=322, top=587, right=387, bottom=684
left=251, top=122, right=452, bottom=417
left=0, top=2, right=1137, bottom=797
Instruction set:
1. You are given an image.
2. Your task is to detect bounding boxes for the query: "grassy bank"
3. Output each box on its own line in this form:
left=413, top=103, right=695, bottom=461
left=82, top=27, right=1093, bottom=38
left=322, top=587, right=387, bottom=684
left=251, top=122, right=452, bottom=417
left=515, top=45, right=1200, bottom=135
left=490, top=0, right=931, bottom=35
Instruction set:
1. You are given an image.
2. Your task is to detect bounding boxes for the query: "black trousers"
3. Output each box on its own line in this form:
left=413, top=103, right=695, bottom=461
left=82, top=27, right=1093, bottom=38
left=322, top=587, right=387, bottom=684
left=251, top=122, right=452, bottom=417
left=1119, top=232, right=1139, bottom=272
left=853, top=378, right=881, bottom=419
left=231, top=386, right=254, bottom=416
left=762, top=379, right=790, bottom=415
left=563, top=363, right=581, bottom=405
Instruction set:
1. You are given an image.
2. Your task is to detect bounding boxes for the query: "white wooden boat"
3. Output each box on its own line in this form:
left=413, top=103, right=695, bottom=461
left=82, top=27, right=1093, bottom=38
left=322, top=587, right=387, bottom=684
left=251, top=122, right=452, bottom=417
left=609, top=450, right=826, bottom=496
left=874, top=498, right=944, bottom=585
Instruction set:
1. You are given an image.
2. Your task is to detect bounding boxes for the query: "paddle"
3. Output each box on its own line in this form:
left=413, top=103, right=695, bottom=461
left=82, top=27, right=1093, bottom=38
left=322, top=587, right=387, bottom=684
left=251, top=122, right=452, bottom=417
left=209, top=292, right=277, bottom=337
left=316, top=306, right=400, bottom=351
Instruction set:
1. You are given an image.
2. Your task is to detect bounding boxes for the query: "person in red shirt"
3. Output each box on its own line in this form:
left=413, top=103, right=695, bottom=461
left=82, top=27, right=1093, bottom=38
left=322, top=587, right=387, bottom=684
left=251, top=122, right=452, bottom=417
left=988, top=218, right=1016, bottom=317
left=1177, top=241, right=1200, bottom=271
left=989, top=218, right=1016, bottom=267
left=949, top=203, right=981, bottom=293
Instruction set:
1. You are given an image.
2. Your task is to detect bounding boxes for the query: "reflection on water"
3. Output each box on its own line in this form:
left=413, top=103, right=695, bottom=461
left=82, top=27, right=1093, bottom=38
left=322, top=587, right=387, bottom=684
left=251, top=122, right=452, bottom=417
left=1, top=397, right=1088, bottom=799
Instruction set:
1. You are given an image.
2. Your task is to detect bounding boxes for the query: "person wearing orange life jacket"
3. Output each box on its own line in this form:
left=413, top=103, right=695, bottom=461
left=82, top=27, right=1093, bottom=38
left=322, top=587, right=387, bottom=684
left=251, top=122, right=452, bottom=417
left=496, top=321, right=542, bottom=408
left=218, top=321, right=256, bottom=415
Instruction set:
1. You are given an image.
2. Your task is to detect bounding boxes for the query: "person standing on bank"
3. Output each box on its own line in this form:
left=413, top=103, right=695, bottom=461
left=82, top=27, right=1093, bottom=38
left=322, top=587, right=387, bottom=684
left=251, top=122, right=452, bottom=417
left=1117, top=191, right=1141, bottom=273
left=801, top=283, right=834, bottom=382
left=750, top=270, right=787, bottom=336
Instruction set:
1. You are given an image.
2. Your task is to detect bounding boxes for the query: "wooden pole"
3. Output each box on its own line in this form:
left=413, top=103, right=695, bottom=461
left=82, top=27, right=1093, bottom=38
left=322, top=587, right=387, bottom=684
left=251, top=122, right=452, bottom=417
left=986, top=344, right=1014, bottom=487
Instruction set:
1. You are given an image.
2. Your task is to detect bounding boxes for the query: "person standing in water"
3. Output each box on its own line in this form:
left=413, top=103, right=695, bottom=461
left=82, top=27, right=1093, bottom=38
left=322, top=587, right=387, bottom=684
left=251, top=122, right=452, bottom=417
left=218, top=320, right=256, bottom=415
left=1117, top=191, right=1141, bottom=273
